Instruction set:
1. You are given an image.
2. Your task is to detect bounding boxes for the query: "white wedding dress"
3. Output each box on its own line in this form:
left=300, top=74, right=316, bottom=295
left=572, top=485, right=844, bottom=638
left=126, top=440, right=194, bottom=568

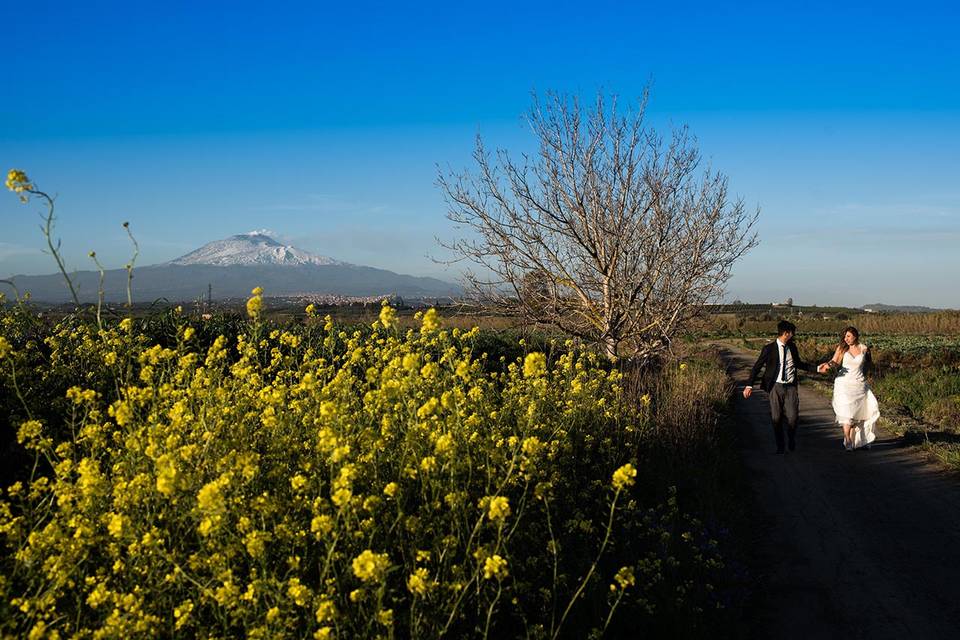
left=832, top=348, right=880, bottom=449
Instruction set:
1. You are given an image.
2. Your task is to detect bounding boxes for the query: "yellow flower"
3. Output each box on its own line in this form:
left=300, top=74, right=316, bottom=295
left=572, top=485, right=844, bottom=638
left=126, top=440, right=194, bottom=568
left=320, top=401, right=337, bottom=418
left=311, top=514, right=334, bottom=537
left=483, top=554, right=508, bottom=580
left=441, top=390, right=455, bottom=410
left=379, top=302, right=397, bottom=328
left=197, top=479, right=225, bottom=514
left=315, top=599, right=336, bottom=623
left=119, top=317, right=133, bottom=333
left=174, top=600, right=194, bottom=630
left=155, top=454, right=179, bottom=496
left=314, top=627, right=333, bottom=639
left=76, top=458, right=105, bottom=499
left=523, top=352, right=547, bottom=378
left=244, top=531, right=269, bottom=557
left=434, top=433, right=454, bottom=456
left=486, top=496, right=511, bottom=521
left=305, top=303, right=316, bottom=316
left=383, top=482, right=399, bottom=498
left=16, top=420, right=43, bottom=445
left=290, top=474, right=307, bottom=490
left=417, top=396, right=439, bottom=419
left=377, top=609, right=394, bottom=626
left=0, top=336, right=11, bottom=358
left=612, top=463, right=637, bottom=490
left=287, top=577, right=311, bottom=606
left=612, top=566, right=636, bottom=591
left=5, top=168, right=32, bottom=193
left=407, top=568, right=430, bottom=596
left=419, top=456, right=437, bottom=473
left=266, top=606, right=280, bottom=623
left=197, top=516, right=215, bottom=537
left=331, top=487, right=353, bottom=508
left=679, top=362, right=688, bottom=371
left=86, top=581, right=111, bottom=609
left=521, top=436, right=543, bottom=457
left=246, top=292, right=263, bottom=319
left=420, top=307, right=441, bottom=332
left=182, top=326, right=195, bottom=341
left=352, top=549, right=390, bottom=582
left=402, top=353, right=419, bottom=371
left=107, top=513, right=125, bottom=538
left=640, top=393, right=651, bottom=407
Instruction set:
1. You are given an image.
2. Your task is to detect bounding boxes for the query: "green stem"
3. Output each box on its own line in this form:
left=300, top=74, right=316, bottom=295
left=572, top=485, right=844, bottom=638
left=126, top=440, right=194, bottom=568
left=600, top=589, right=626, bottom=637
left=8, top=358, right=33, bottom=420
left=482, top=581, right=503, bottom=639
left=32, top=188, right=81, bottom=308
left=0, top=279, right=20, bottom=301
left=543, top=496, right=559, bottom=635
left=551, top=488, right=622, bottom=640
left=123, top=222, right=139, bottom=309
left=89, top=253, right=106, bottom=332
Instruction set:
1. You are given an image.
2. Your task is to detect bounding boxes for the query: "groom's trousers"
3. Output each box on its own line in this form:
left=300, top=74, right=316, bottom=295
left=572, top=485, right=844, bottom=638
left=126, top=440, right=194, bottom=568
left=768, top=382, right=799, bottom=451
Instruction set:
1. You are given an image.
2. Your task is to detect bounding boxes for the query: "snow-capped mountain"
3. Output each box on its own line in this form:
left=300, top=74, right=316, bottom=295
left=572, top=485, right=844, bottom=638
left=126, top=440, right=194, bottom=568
left=169, top=232, right=343, bottom=267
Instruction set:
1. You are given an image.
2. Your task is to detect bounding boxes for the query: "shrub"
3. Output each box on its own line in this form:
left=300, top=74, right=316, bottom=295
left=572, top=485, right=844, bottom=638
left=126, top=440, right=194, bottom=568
left=0, top=302, right=733, bottom=639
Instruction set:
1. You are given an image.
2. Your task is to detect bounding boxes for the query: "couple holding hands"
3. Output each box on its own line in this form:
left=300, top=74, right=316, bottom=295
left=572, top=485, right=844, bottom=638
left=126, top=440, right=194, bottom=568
left=743, top=320, right=880, bottom=453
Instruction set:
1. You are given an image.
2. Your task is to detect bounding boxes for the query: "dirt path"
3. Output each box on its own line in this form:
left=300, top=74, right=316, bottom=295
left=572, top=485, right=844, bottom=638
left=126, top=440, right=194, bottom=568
left=722, top=345, right=960, bottom=640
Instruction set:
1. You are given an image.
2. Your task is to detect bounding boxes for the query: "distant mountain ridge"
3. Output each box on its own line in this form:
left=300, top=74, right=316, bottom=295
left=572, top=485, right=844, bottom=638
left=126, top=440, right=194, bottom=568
left=3, top=232, right=460, bottom=303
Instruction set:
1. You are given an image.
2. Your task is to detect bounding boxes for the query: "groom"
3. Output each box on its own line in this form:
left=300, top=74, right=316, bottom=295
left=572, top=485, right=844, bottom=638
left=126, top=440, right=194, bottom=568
left=743, top=320, right=819, bottom=454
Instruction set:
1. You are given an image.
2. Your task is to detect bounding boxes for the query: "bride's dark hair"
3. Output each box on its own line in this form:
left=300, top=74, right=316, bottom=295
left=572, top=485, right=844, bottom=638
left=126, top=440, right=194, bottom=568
left=838, top=326, right=860, bottom=353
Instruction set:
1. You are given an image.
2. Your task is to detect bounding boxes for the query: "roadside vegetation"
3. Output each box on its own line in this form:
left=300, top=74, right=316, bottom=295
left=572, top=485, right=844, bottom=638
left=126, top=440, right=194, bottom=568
left=0, top=296, right=753, bottom=639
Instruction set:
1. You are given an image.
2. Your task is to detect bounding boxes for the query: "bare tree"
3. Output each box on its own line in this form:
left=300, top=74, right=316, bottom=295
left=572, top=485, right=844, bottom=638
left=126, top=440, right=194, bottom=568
left=438, top=89, right=758, bottom=361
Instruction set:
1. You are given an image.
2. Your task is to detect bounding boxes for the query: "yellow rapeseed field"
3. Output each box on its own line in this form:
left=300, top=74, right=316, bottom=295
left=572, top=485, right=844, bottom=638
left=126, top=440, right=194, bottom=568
left=0, top=293, right=731, bottom=639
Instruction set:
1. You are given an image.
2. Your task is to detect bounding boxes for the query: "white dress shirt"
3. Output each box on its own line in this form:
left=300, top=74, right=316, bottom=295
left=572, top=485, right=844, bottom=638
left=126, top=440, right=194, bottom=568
left=775, top=338, right=796, bottom=384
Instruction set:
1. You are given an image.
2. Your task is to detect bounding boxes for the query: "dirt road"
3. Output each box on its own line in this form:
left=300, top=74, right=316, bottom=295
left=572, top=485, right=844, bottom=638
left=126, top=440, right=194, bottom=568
left=723, top=346, right=960, bottom=639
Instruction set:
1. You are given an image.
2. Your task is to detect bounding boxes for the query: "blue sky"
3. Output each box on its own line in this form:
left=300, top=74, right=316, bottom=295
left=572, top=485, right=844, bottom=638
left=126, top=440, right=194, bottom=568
left=2, top=0, right=958, bottom=306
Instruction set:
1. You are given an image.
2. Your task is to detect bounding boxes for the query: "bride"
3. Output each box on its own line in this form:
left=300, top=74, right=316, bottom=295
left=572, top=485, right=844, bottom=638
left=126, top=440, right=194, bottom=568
left=818, top=326, right=880, bottom=450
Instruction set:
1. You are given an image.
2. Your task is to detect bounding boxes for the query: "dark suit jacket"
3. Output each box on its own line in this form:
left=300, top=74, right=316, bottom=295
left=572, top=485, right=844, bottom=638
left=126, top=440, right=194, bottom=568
left=747, top=340, right=817, bottom=392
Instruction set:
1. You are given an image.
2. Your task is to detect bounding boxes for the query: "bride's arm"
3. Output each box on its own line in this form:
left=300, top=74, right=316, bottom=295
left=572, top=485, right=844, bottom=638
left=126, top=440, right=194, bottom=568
left=832, top=346, right=844, bottom=365
left=819, top=346, right=843, bottom=373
